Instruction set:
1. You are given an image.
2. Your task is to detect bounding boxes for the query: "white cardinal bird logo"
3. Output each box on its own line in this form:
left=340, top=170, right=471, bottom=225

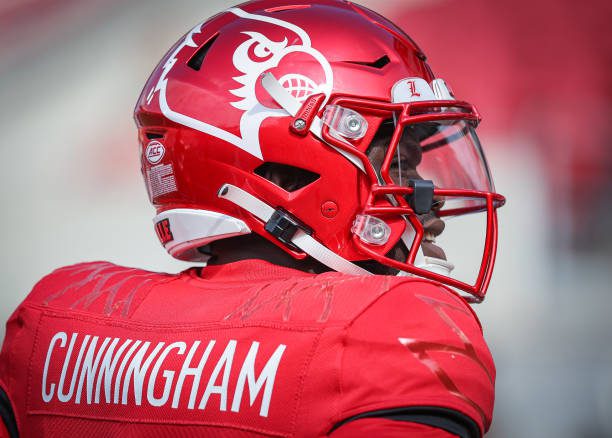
left=147, top=7, right=333, bottom=159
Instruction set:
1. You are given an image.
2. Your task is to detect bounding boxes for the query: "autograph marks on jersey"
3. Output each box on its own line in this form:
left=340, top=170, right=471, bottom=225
left=222, top=276, right=379, bottom=323
left=41, top=331, right=286, bottom=417
left=43, top=263, right=160, bottom=318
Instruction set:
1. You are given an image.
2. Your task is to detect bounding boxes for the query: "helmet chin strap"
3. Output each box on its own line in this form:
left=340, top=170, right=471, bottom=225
left=219, top=183, right=455, bottom=279
left=218, top=183, right=371, bottom=276
left=398, top=225, right=455, bottom=277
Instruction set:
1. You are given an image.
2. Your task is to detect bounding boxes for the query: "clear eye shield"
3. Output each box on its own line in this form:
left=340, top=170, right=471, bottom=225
left=320, top=96, right=505, bottom=301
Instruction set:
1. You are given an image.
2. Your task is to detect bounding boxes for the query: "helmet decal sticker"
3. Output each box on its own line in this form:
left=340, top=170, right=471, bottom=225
left=145, top=140, right=165, bottom=164
left=146, top=7, right=333, bottom=160
left=154, top=218, right=174, bottom=245
left=391, top=77, right=456, bottom=103
left=146, top=162, right=177, bottom=201
left=142, top=140, right=176, bottom=201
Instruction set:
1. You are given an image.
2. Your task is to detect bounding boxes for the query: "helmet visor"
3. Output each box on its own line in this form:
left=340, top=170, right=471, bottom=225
left=367, top=119, right=499, bottom=216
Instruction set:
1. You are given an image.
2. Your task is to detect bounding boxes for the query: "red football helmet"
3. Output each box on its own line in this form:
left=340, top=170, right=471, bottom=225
left=134, top=0, right=505, bottom=301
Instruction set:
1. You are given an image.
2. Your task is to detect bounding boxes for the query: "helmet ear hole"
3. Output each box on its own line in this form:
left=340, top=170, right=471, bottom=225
left=254, top=162, right=320, bottom=192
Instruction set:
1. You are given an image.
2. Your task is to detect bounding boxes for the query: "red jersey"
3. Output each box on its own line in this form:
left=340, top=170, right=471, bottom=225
left=0, top=260, right=494, bottom=437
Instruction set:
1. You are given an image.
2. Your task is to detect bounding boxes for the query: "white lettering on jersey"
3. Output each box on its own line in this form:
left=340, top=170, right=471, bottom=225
left=114, top=340, right=142, bottom=404
left=41, top=332, right=286, bottom=418
left=96, top=338, right=131, bottom=403
left=232, top=341, right=286, bottom=417
left=42, top=331, right=67, bottom=403
left=199, top=340, right=237, bottom=411
left=147, top=341, right=186, bottom=407
left=122, top=341, right=165, bottom=405
left=74, top=336, right=111, bottom=404
left=172, top=340, right=215, bottom=409
left=58, top=333, right=90, bottom=402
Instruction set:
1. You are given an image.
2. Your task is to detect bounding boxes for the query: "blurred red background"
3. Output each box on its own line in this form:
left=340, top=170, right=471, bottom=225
left=392, top=0, right=612, bottom=252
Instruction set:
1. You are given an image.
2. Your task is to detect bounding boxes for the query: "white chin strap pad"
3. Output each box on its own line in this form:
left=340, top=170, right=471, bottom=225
left=218, top=184, right=371, bottom=276
left=398, top=227, right=455, bottom=277
left=417, top=257, right=455, bottom=277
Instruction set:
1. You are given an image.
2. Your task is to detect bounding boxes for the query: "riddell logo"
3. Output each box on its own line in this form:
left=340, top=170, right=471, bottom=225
left=155, top=218, right=173, bottom=244
left=145, top=141, right=165, bottom=165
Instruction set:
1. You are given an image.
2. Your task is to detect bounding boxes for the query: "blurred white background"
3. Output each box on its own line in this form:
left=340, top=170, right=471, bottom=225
left=1, top=0, right=611, bottom=436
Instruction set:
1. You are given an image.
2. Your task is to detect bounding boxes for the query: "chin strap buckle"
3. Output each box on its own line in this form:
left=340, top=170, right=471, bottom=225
left=218, top=183, right=371, bottom=276
left=264, top=209, right=311, bottom=251
left=406, top=179, right=435, bottom=214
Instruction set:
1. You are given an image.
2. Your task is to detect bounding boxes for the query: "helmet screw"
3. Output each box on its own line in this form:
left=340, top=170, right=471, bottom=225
left=293, top=118, right=307, bottom=131
left=321, top=201, right=339, bottom=218
left=346, top=116, right=361, bottom=132
left=371, top=225, right=385, bottom=239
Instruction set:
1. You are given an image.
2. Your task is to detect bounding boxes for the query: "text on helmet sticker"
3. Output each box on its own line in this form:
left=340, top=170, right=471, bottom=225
left=146, top=164, right=177, bottom=200
left=145, top=141, right=165, bottom=165
left=154, top=218, right=174, bottom=244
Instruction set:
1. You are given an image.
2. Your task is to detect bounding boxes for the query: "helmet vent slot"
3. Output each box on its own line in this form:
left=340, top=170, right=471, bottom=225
left=187, top=33, right=219, bottom=71
left=344, top=55, right=390, bottom=69
left=254, top=162, right=320, bottom=192
left=146, top=132, right=164, bottom=140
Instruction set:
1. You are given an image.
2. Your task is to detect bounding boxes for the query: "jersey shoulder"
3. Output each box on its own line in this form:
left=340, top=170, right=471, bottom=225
left=338, top=278, right=495, bottom=434
left=347, top=276, right=484, bottom=330
left=18, top=262, right=411, bottom=325
left=21, top=261, right=175, bottom=318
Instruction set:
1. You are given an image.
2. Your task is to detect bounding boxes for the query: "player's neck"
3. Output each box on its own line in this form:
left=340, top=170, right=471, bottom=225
left=207, top=234, right=330, bottom=274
